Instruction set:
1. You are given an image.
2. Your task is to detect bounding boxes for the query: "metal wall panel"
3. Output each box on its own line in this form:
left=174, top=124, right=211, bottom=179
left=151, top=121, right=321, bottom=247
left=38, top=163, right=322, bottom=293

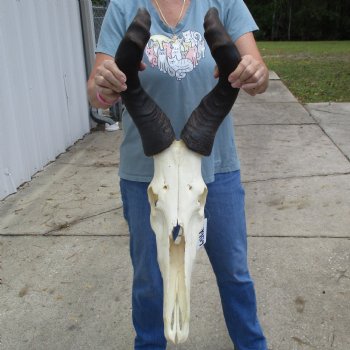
left=79, top=0, right=97, bottom=78
left=0, top=0, right=90, bottom=200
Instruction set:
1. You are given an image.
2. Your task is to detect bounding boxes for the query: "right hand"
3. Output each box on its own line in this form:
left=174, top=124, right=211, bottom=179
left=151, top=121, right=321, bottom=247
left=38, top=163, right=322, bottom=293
left=94, top=59, right=127, bottom=101
left=88, top=53, right=147, bottom=107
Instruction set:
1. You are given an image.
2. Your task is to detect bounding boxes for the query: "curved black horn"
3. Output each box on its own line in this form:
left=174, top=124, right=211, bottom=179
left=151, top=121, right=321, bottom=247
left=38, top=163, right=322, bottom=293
left=181, top=8, right=241, bottom=156
left=115, top=8, right=175, bottom=156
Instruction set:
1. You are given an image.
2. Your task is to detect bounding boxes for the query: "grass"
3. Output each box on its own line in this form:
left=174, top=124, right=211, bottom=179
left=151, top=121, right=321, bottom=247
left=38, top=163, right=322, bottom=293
left=257, top=41, right=350, bottom=103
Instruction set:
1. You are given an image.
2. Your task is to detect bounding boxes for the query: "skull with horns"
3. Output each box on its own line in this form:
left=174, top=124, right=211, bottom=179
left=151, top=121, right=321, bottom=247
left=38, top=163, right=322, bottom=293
left=115, top=7, right=241, bottom=344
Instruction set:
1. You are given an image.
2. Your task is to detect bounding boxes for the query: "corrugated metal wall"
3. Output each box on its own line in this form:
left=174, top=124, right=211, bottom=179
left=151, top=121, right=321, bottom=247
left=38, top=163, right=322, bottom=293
left=0, top=0, right=90, bottom=200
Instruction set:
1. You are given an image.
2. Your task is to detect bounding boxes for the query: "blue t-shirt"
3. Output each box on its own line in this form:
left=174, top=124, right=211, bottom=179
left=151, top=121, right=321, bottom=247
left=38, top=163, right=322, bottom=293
left=96, top=0, right=258, bottom=183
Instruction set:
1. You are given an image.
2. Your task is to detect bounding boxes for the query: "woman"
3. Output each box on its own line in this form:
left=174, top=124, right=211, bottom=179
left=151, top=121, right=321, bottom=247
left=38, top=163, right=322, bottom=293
left=88, top=1, right=269, bottom=349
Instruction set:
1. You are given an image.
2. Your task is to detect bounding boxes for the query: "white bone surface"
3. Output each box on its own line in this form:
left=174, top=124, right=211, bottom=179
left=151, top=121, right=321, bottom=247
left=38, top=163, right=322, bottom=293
left=147, top=140, right=208, bottom=344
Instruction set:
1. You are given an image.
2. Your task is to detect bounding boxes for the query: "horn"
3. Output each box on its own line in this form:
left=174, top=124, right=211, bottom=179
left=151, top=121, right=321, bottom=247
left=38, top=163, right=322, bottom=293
left=115, top=8, right=175, bottom=156
left=181, top=7, right=241, bottom=156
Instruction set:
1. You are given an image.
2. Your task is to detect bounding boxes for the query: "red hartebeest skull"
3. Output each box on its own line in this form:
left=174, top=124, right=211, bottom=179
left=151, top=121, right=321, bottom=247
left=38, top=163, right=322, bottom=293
left=115, top=8, right=241, bottom=343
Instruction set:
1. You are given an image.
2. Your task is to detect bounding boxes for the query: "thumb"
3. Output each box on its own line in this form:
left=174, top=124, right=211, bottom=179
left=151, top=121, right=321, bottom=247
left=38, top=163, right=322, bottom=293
left=139, top=61, right=147, bottom=71
left=213, top=65, right=219, bottom=79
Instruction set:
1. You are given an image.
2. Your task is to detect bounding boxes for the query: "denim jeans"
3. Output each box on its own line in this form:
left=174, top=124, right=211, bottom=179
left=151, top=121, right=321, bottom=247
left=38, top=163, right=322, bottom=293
left=120, top=171, right=267, bottom=350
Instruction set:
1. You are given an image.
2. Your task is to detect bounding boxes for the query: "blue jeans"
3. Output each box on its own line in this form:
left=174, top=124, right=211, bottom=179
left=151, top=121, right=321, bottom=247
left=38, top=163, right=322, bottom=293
left=120, top=171, right=267, bottom=350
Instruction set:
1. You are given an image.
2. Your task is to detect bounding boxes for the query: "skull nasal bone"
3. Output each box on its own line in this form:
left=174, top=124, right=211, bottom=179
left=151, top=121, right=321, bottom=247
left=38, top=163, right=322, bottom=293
left=172, top=223, right=183, bottom=244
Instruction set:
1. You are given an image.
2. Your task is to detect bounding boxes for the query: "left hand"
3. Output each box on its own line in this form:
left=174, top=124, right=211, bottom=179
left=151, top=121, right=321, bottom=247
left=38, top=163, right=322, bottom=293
left=227, top=54, right=269, bottom=96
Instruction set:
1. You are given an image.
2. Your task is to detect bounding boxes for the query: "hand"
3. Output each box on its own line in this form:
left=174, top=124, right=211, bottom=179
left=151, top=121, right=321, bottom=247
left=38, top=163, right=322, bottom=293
left=94, top=59, right=147, bottom=101
left=228, top=55, right=269, bottom=96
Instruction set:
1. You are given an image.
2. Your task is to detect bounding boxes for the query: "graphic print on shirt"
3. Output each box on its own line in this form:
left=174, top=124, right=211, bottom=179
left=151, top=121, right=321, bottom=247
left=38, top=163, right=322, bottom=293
left=145, top=31, right=206, bottom=81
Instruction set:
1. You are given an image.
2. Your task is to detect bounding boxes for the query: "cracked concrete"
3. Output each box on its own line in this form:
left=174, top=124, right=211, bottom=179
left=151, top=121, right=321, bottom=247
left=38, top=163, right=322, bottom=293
left=0, top=152, right=122, bottom=236
left=234, top=101, right=316, bottom=126
left=236, top=124, right=350, bottom=182
left=245, top=174, right=350, bottom=238
left=305, top=103, right=350, bottom=161
left=1, top=72, right=350, bottom=350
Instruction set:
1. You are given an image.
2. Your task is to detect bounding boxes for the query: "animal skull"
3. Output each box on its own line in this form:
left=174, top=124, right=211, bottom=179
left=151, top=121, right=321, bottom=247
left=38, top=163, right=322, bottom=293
left=114, top=7, right=241, bottom=344
left=147, top=140, right=207, bottom=343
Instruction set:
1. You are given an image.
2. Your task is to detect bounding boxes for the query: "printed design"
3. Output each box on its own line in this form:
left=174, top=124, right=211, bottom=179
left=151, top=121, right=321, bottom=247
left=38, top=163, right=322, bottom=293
left=145, top=31, right=206, bottom=80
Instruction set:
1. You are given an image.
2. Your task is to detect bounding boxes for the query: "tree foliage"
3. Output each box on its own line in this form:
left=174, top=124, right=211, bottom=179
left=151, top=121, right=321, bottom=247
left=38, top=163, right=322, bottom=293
left=245, top=0, right=350, bottom=40
left=91, top=0, right=350, bottom=40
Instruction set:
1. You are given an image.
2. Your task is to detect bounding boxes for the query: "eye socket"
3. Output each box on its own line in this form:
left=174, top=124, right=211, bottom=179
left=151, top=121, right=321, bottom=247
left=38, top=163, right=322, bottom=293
left=148, top=187, right=159, bottom=208
left=197, top=187, right=208, bottom=206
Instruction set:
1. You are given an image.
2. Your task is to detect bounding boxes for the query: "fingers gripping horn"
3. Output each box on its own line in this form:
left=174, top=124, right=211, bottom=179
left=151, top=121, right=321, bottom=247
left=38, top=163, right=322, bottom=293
left=181, top=7, right=241, bottom=156
left=114, top=8, right=175, bottom=156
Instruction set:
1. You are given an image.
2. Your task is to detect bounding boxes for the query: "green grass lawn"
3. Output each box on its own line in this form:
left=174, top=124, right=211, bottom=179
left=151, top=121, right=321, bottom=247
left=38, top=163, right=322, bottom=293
left=257, top=41, right=350, bottom=103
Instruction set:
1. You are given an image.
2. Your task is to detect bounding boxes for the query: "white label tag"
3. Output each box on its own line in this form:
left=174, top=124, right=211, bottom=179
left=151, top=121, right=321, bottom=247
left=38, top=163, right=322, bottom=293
left=197, top=218, right=207, bottom=250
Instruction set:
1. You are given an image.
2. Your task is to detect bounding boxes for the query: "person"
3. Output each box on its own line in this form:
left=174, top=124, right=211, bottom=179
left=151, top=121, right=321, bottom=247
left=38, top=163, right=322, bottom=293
left=87, top=1, right=269, bottom=349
